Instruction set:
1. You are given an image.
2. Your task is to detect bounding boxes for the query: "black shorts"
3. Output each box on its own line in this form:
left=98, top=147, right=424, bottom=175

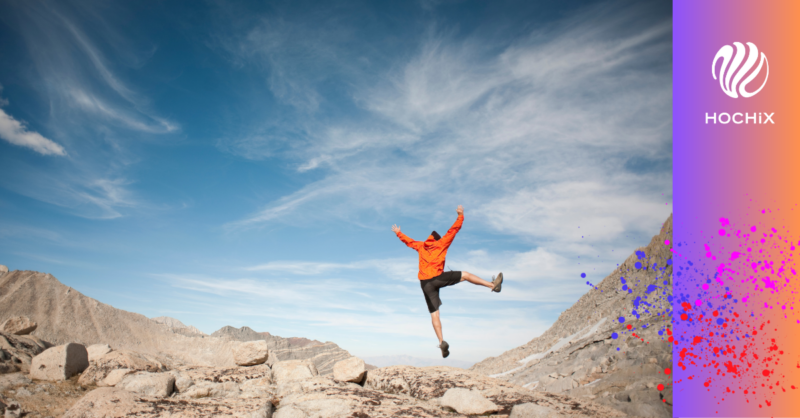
left=420, top=271, right=462, bottom=313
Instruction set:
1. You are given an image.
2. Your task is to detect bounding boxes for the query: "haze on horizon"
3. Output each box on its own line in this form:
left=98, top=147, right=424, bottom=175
left=0, top=0, right=672, bottom=364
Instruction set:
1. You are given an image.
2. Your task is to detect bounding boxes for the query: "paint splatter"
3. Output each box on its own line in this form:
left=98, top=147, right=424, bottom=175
left=674, top=213, right=799, bottom=409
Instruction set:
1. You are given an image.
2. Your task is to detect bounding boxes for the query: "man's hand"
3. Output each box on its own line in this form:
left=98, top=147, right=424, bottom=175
left=392, top=224, right=401, bottom=234
left=456, top=205, right=464, bottom=216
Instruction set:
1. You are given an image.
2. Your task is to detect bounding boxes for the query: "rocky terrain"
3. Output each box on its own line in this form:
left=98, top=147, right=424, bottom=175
left=0, top=310, right=624, bottom=418
left=0, top=215, right=672, bottom=417
left=470, top=215, right=673, bottom=417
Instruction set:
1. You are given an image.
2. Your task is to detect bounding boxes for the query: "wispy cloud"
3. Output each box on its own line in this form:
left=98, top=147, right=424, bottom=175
left=221, top=1, right=672, bottom=245
left=0, top=108, right=67, bottom=156
left=0, top=86, right=66, bottom=156
left=156, top=269, right=554, bottom=360
left=0, top=1, right=179, bottom=218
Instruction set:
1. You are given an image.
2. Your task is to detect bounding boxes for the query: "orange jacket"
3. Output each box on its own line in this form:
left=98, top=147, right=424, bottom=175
left=396, top=214, right=463, bottom=280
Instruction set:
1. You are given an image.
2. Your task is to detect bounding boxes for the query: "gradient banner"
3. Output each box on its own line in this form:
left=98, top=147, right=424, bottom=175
left=674, top=0, right=800, bottom=416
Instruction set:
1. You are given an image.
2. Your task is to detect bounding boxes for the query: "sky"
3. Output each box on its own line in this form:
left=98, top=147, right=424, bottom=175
left=0, top=0, right=672, bottom=365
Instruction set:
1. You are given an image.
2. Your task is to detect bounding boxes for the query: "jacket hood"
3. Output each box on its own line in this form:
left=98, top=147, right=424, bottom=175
left=423, top=235, right=438, bottom=247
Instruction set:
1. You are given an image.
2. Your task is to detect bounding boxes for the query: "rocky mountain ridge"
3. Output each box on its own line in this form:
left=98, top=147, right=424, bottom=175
left=0, top=270, right=353, bottom=375
left=150, top=316, right=206, bottom=337
left=470, top=215, right=673, bottom=417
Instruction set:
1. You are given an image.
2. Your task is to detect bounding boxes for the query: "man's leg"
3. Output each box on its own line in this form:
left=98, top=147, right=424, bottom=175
left=431, top=310, right=444, bottom=344
left=460, top=271, right=494, bottom=289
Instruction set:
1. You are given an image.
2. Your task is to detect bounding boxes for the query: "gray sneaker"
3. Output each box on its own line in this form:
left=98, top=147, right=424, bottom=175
left=492, top=272, right=503, bottom=293
left=439, top=341, right=450, bottom=358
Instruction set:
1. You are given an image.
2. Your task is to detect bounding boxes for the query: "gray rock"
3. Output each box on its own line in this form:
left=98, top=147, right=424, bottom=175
left=30, top=343, right=88, bottom=381
left=333, top=356, right=366, bottom=383
left=0, top=317, right=37, bottom=335
left=510, top=402, right=567, bottom=418
left=439, top=388, right=501, bottom=415
left=118, top=372, right=175, bottom=398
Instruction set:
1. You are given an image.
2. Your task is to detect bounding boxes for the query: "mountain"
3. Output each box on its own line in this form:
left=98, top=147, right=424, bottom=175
left=210, top=325, right=352, bottom=375
left=150, top=316, right=206, bottom=337
left=470, top=215, right=673, bottom=418
left=0, top=269, right=352, bottom=374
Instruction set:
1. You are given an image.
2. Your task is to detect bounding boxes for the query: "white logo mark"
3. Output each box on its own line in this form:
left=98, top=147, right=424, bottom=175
left=712, top=42, right=769, bottom=98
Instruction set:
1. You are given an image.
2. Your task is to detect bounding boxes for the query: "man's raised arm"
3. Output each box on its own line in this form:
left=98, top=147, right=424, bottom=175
left=440, top=205, right=464, bottom=245
left=392, top=224, right=421, bottom=250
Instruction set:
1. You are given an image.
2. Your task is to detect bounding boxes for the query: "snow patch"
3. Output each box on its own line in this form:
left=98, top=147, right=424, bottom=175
left=489, top=318, right=607, bottom=378
left=523, top=381, right=539, bottom=389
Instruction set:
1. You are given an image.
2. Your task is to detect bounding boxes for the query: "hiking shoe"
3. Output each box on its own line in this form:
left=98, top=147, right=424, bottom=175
left=439, top=341, right=450, bottom=358
left=492, top=272, right=503, bottom=293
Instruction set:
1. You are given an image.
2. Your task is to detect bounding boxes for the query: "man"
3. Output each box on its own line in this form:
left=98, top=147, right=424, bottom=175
left=392, top=205, right=502, bottom=358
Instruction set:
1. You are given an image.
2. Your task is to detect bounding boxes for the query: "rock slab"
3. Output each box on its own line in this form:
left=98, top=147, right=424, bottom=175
left=118, top=372, right=175, bottom=397
left=1, top=316, right=37, bottom=335
left=440, top=388, right=501, bottom=415
left=78, top=350, right=164, bottom=387
left=234, top=340, right=269, bottom=366
left=30, top=343, right=88, bottom=381
left=272, top=360, right=318, bottom=383
left=510, top=402, right=567, bottom=418
left=86, top=343, right=112, bottom=362
left=333, top=356, right=366, bottom=383
left=62, top=387, right=272, bottom=418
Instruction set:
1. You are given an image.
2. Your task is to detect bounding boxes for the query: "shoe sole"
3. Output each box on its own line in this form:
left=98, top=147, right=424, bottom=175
left=492, top=273, right=503, bottom=293
left=440, top=341, right=450, bottom=358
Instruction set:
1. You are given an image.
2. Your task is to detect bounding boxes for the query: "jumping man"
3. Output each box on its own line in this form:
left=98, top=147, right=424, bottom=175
left=392, top=205, right=502, bottom=358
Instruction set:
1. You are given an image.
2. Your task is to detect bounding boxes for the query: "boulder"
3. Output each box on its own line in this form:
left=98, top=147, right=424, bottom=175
left=272, top=360, right=318, bottom=383
left=234, top=340, right=269, bottom=366
left=62, top=387, right=273, bottom=418
left=0, top=265, right=7, bottom=275
left=78, top=350, right=164, bottom=387
left=117, top=372, right=175, bottom=397
left=30, top=343, right=88, bottom=381
left=0, top=332, right=48, bottom=374
left=510, top=403, right=567, bottom=418
left=86, top=344, right=112, bottom=362
left=333, top=356, right=366, bottom=383
left=439, top=388, right=501, bottom=415
left=0, top=316, right=37, bottom=335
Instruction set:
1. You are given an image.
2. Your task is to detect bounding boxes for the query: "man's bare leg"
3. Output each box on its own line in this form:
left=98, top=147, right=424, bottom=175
left=431, top=310, right=444, bottom=344
left=460, top=271, right=494, bottom=289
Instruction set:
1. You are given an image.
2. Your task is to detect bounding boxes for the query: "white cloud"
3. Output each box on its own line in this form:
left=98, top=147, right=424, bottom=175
left=0, top=108, right=66, bottom=156
left=224, top=9, right=672, bottom=242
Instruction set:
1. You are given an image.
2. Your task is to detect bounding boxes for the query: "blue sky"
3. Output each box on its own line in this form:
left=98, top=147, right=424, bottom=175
left=0, top=0, right=672, bottom=364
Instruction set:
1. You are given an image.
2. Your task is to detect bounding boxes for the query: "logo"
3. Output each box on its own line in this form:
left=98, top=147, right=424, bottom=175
left=712, top=42, right=769, bottom=98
